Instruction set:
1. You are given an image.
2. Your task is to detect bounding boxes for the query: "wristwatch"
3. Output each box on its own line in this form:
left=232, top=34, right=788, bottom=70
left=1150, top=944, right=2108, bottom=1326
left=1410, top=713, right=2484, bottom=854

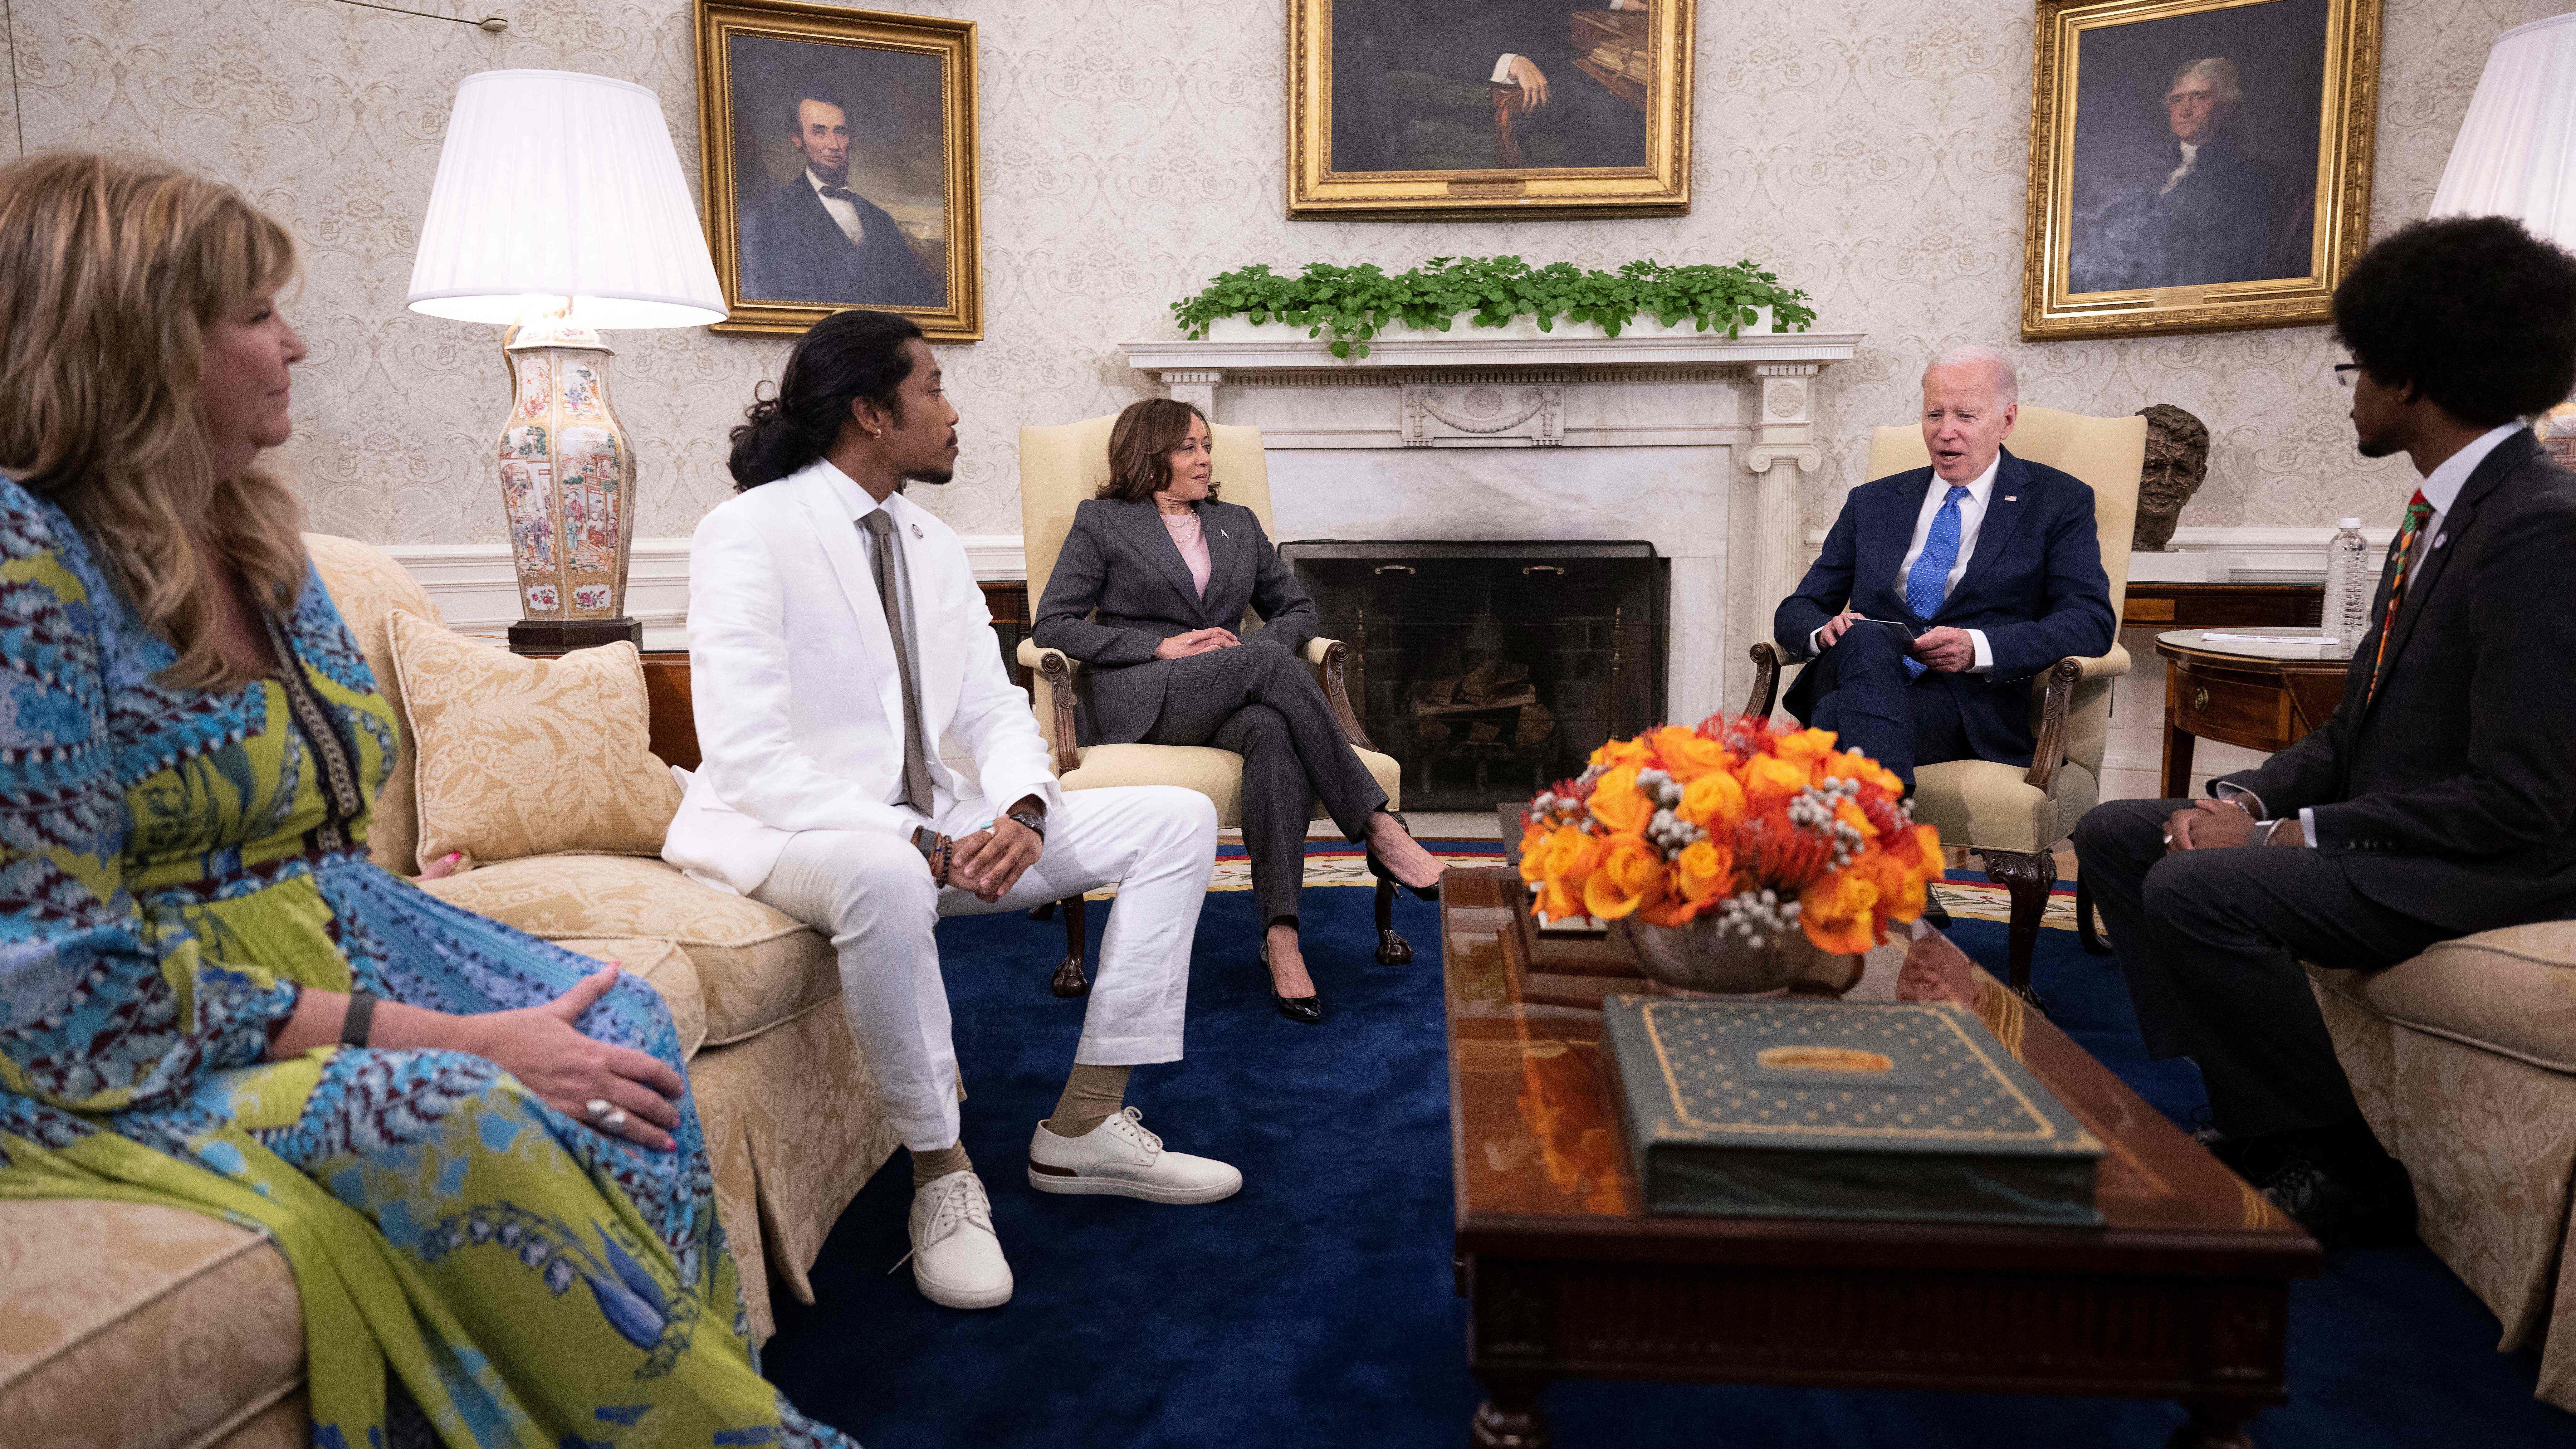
left=1005, top=805, right=1047, bottom=842
left=910, top=826, right=953, bottom=883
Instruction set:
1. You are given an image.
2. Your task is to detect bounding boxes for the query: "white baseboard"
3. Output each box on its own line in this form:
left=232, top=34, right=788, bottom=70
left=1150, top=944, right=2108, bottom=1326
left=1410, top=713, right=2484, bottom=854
left=384, top=534, right=1030, bottom=650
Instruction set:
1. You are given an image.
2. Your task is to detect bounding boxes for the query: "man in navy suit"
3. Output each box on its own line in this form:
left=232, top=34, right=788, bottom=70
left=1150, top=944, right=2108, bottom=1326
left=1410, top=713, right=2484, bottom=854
left=738, top=84, right=941, bottom=309
left=1772, top=346, right=2117, bottom=790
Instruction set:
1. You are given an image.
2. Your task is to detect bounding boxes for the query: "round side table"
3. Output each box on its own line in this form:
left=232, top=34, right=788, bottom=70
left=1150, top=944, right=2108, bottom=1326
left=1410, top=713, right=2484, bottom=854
left=2151, top=629, right=2354, bottom=798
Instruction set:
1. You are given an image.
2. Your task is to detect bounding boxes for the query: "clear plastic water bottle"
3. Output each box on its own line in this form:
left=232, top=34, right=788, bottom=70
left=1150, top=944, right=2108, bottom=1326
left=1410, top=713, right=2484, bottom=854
left=2321, top=518, right=2371, bottom=653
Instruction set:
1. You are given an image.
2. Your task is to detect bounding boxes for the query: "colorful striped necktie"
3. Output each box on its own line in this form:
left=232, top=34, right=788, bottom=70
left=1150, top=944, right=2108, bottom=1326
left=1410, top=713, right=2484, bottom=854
left=2364, top=490, right=2432, bottom=705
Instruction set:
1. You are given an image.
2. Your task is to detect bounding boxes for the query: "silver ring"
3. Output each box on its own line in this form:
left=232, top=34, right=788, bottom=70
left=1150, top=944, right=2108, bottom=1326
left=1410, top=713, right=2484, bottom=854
left=601, top=1107, right=629, bottom=1131
left=584, top=1098, right=613, bottom=1122
left=2162, top=832, right=2173, bottom=846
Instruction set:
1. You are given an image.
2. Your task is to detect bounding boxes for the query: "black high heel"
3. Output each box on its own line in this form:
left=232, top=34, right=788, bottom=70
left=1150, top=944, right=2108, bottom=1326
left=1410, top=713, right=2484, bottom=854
left=1365, top=809, right=1441, bottom=902
left=1262, top=939, right=1323, bottom=1024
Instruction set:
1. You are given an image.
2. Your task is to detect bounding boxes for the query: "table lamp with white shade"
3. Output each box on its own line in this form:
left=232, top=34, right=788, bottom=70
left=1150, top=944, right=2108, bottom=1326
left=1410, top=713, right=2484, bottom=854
left=2428, top=11, right=2576, bottom=468
left=408, top=68, right=726, bottom=653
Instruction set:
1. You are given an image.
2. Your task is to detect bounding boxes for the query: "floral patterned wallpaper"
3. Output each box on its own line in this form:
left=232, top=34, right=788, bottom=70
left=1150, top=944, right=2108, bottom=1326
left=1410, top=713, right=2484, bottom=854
left=2, top=0, right=2562, bottom=546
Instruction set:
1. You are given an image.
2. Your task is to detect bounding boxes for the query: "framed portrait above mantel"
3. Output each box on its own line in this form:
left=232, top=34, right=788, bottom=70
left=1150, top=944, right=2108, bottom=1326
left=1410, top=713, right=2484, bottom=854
left=692, top=0, right=981, bottom=339
left=2022, top=0, right=2383, bottom=342
left=1287, top=0, right=1696, bottom=220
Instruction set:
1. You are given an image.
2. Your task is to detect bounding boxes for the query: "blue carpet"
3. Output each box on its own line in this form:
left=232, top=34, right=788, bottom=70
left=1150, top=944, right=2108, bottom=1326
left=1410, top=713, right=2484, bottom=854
left=764, top=859, right=2576, bottom=1448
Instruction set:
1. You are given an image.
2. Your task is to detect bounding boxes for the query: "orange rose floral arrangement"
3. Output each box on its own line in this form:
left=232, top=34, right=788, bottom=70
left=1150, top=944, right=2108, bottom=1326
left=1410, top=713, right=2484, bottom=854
left=1519, top=714, right=1943, bottom=955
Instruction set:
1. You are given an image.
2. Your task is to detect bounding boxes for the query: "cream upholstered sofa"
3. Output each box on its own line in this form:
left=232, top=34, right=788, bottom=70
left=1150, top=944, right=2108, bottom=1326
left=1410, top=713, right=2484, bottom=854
left=2311, top=932, right=2576, bottom=1411
left=0, top=534, right=891, bottom=1449
left=1013, top=414, right=1408, bottom=977
left=1747, top=405, right=2144, bottom=1000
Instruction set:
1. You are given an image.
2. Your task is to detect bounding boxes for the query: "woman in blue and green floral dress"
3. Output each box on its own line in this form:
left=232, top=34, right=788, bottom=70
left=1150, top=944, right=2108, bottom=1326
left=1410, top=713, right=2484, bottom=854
left=0, top=154, right=857, bottom=1447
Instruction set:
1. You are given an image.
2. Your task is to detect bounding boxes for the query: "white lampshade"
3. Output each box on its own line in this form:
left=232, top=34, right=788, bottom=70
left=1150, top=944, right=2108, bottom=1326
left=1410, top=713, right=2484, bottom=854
left=408, top=69, right=725, bottom=329
left=2428, top=12, right=2576, bottom=246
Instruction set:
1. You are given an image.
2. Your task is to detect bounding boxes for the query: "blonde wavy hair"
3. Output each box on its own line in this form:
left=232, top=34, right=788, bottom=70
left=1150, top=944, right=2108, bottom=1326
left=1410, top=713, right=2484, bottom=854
left=0, top=151, right=309, bottom=692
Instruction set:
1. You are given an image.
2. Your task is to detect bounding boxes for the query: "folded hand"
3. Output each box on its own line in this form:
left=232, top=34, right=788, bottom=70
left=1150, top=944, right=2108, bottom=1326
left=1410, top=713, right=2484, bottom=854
left=1153, top=628, right=1238, bottom=660
left=465, top=966, right=685, bottom=1152
left=1910, top=626, right=1976, bottom=673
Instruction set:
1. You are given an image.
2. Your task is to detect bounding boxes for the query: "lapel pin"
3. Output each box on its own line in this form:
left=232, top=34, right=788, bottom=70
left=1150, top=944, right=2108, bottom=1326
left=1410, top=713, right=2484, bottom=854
left=2003, top=495, right=2017, bottom=502
left=2433, top=533, right=2446, bottom=548
left=911, top=522, right=923, bottom=539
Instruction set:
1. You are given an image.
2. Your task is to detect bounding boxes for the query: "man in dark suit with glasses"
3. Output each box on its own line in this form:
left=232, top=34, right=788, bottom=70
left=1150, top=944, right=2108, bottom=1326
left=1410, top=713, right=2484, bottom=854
left=2074, top=216, right=2576, bottom=1247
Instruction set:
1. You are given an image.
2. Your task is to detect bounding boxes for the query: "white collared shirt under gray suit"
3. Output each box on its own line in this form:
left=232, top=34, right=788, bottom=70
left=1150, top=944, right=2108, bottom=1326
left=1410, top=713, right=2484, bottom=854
left=662, top=457, right=1219, bottom=1153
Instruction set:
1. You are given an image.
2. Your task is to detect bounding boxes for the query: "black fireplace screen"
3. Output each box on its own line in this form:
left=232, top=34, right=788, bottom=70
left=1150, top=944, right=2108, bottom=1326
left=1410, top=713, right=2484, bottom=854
left=1279, top=540, right=1669, bottom=812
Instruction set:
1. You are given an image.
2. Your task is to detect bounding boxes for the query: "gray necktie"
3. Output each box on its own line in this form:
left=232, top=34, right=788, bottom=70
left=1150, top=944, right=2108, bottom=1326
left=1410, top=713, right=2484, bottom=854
left=860, top=510, right=935, bottom=812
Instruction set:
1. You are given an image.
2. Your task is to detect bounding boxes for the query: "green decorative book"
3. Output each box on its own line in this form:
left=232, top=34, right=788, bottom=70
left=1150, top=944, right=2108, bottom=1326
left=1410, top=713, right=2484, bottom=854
left=1600, top=996, right=2106, bottom=1227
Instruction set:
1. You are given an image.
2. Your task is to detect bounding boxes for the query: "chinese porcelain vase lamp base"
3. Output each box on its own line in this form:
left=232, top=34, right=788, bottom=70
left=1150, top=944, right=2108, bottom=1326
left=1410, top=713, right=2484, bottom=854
left=407, top=69, right=726, bottom=655
left=498, top=307, right=641, bottom=652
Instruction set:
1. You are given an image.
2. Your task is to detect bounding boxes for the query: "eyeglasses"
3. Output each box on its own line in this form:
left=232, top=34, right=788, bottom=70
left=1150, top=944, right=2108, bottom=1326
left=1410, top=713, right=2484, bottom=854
left=2333, top=363, right=2360, bottom=390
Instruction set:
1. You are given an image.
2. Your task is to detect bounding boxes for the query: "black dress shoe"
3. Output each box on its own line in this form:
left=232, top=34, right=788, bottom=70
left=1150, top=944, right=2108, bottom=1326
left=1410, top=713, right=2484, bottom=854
left=2249, top=1140, right=2417, bottom=1249
left=1365, top=810, right=1441, bottom=901
left=1262, top=940, right=1323, bottom=1024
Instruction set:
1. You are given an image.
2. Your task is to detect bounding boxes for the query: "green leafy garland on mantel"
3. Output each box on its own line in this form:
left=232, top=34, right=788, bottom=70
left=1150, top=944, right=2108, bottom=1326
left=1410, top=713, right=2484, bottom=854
left=1169, top=256, right=1817, bottom=358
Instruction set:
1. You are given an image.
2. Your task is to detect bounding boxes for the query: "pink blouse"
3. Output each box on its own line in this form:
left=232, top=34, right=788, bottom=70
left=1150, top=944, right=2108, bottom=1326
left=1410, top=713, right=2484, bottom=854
left=1161, top=508, right=1213, bottom=598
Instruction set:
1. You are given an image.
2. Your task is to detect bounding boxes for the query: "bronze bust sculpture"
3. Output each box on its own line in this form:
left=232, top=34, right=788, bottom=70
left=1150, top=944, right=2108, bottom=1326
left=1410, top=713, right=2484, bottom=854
left=2133, top=403, right=2212, bottom=550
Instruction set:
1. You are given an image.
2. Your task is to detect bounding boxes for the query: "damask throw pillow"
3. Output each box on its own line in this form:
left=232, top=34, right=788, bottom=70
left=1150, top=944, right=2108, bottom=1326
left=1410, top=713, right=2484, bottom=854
left=386, top=609, right=684, bottom=868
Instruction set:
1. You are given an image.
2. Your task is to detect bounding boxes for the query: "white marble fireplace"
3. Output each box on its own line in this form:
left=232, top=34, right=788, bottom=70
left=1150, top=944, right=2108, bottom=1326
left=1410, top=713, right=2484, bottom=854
left=1122, top=321, right=1864, bottom=719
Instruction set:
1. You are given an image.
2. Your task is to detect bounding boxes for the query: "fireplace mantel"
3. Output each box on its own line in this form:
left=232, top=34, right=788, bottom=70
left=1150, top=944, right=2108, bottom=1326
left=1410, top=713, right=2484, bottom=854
left=1120, top=325, right=1865, bottom=722
left=1121, top=326, right=1864, bottom=378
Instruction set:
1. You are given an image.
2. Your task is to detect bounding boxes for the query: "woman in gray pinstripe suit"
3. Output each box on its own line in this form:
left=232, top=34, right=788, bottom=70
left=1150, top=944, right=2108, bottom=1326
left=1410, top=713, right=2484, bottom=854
left=1032, top=400, right=1445, bottom=1022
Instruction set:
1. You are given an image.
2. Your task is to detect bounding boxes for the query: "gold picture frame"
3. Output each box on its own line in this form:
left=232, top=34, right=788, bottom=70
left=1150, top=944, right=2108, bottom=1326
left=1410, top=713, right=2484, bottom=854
left=693, top=0, right=981, bottom=339
left=1286, top=0, right=1695, bottom=221
left=2022, top=0, right=2382, bottom=342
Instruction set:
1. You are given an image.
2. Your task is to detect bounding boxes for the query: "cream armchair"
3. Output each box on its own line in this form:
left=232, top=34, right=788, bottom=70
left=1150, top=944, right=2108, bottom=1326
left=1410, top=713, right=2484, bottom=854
left=1745, top=405, right=2144, bottom=1004
left=1014, top=415, right=1405, bottom=991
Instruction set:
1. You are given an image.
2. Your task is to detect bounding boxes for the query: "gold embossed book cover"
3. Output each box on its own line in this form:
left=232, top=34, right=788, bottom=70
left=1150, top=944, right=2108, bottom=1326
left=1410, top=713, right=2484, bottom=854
left=1600, top=997, right=2106, bottom=1226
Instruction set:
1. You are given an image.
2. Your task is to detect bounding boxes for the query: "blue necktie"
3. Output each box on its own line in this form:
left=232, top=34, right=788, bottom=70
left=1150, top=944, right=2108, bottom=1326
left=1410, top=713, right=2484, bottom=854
left=1900, top=485, right=1971, bottom=679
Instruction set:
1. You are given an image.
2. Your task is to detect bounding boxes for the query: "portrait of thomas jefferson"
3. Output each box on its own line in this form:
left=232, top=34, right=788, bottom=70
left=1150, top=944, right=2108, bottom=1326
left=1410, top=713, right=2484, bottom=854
left=2071, top=58, right=2274, bottom=292
left=2061, top=0, right=2329, bottom=298
left=727, top=41, right=947, bottom=310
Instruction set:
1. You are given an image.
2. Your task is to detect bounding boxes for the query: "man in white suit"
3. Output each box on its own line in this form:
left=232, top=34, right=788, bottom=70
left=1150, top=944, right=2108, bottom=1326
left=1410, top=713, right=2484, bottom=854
left=665, top=310, right=1238, bottom=1311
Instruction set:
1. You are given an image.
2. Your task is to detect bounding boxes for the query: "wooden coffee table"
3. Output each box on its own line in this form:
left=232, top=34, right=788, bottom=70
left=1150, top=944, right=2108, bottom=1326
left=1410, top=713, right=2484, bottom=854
left=1442, top=868, right=2320, bottom=1447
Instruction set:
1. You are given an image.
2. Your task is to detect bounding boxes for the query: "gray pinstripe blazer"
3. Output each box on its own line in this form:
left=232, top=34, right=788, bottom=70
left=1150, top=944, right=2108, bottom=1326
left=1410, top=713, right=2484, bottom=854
left=1030, top=497, right=1319, bottom=744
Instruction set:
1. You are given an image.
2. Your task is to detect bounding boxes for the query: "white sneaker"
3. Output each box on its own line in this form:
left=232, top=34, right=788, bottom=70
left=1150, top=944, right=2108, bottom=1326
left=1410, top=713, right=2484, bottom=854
left=904, top=1170, right=1012, bottom=1309
left=1026, top=1106, right=1243, bottom=1204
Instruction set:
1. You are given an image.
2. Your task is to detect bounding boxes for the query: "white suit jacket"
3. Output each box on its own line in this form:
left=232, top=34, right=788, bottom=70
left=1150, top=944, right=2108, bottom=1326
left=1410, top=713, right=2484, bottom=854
left=661, top=458, right=1060, bottom=895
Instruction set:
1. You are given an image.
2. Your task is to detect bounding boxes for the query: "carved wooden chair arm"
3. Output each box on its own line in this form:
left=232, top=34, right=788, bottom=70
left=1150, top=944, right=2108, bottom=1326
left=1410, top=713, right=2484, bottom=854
left=2024, top=646, right=2130, bottom=792
left=1015, top=637, right=1082, bottom=777
left=1744, top=642, right=1785, bottom=720
left=1304, top=636, right=1377, bottom=752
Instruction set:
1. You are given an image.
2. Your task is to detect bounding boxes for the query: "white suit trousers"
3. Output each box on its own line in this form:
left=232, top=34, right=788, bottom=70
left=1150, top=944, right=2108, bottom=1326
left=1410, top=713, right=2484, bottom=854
left=748, top=784, right=1218, bottom=1152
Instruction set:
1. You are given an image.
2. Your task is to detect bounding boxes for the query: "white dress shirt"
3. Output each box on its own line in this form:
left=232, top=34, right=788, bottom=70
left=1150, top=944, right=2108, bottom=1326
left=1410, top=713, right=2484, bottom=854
left=2160, top=140, right=2200, bottom=196
left=2218, top=422, right=2523, bottom=844
left=1811, top=452, right=2000, bottom=671
left=805, top=168, right=865, bottom=247
left=835, top=468, right=937, bottom=799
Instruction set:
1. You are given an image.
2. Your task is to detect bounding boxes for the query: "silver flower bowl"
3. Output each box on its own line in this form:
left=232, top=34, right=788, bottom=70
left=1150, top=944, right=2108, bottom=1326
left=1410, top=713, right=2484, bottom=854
left=1609, top=915, right=1836, bottom=998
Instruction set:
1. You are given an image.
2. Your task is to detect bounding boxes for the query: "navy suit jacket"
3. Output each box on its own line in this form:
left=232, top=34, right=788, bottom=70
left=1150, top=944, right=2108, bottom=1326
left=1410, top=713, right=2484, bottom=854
left=1773, top=448, right=2116, bottom=767
left=738, top=176, right=940, bottom=308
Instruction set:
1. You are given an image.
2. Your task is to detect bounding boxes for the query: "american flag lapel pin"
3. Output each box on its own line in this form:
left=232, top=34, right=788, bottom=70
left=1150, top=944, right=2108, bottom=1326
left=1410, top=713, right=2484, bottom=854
left=2003, top=495, right=2017, bottom=502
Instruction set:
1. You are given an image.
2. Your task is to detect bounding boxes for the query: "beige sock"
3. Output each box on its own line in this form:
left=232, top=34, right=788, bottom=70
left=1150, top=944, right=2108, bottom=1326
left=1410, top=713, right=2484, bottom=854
left=1040, top=1064, right=1132, bottom=1139
left=911, top=1141, right=972, bottom=1189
